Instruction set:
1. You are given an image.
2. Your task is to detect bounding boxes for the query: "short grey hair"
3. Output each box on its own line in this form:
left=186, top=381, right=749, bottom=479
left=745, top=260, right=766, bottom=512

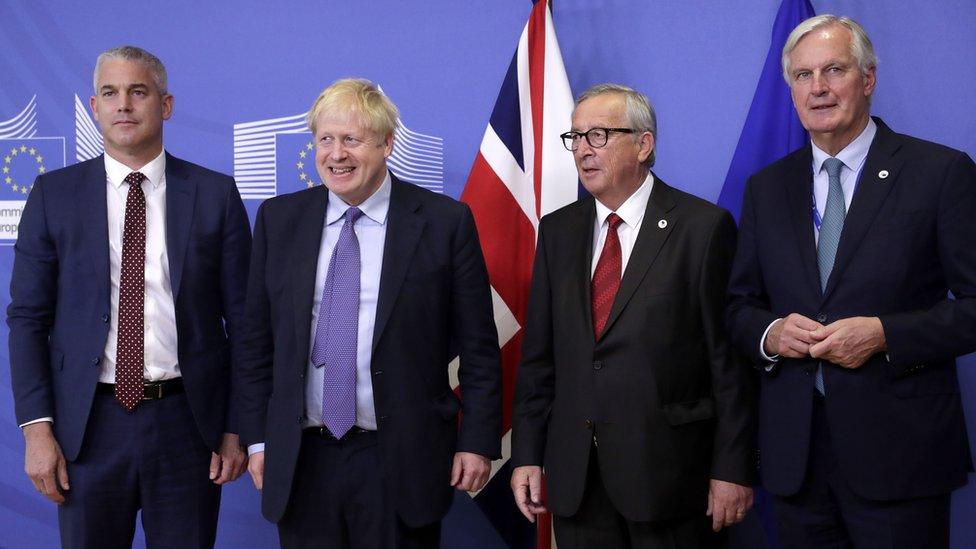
left=94, top=45, right=168, bottom=95
left=575, top=83, right=657, bottom=167
left=782, top=15, right=878, bottom=83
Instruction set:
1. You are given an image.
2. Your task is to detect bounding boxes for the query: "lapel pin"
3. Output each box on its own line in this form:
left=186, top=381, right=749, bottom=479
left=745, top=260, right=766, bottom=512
left=658, top=219, right=668, bottom=229
left=878, top=170, right=889, bottom=179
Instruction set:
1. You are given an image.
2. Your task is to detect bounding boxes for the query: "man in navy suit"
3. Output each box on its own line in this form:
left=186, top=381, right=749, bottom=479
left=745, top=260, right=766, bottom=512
left=727, top=15, right=976, bottom=548
left=237, top=78, right=501, bottom=548
left=8, top=46, right=251, bottom=548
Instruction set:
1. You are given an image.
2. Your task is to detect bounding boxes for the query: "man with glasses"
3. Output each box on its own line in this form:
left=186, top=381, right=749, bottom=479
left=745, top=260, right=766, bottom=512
left=510, top=83, right=755, bottom=548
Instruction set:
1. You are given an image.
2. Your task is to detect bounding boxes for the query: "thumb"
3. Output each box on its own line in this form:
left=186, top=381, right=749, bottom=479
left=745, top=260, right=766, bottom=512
left=209, top=452, right=221, bottom=480
left=58, top=456, right=70, bottom=491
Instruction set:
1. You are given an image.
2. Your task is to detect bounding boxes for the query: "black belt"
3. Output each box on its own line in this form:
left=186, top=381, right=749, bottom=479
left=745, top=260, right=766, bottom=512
left=303, top=425, right=374, bottom=440
left=96, top=378, right=184, bottom=400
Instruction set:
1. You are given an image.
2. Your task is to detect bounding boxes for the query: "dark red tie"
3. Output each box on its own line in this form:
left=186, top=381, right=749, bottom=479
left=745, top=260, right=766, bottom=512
left=115, top=171, right=147, bottom=411
left=591, top=213, right=623, bottom=338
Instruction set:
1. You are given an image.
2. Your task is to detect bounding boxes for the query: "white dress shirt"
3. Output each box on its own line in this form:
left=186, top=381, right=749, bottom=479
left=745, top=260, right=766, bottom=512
left=591, top=172, right=654, bottom=277
left=759, top=119, right=877, bottom=361
left=101, top=150, right=180, bottom=383
left=303, top=173, right=390, bottom=430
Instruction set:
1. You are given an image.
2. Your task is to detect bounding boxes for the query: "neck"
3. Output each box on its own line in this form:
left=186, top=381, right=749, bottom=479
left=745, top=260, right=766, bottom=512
left=105, top=144, right=163, bottom=171
left=812, top=115, right=870, bottom=156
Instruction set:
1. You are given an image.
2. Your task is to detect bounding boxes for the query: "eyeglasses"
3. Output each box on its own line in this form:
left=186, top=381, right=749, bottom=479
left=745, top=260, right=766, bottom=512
left=560, top=127, right=635, bottom=151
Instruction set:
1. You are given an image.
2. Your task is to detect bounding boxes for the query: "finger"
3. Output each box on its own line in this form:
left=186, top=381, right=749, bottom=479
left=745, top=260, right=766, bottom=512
left=450, top=457, right=464, bottom=487
left=209, top=452, right=221, bottom=480
left=706, top=493, right=714, bottom=516
left=249, top=466, right=263, bottom=490
left=712, top=507, right=724, bottom=532
left=57, top=456, right=70, bottom=491
left=215, top=456, right=233, bottom=485
left=791, top=314, right=824, bottom=331
left=528, top=470, right=543, bottom=505
left=514, top=486, right=536, bottom=522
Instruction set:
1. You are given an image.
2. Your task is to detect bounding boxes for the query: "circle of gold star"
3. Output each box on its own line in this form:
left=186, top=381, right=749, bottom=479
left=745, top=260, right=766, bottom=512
left=3, top=144, right=44, bottom=195
left=297, top=141, right=316, bottom=188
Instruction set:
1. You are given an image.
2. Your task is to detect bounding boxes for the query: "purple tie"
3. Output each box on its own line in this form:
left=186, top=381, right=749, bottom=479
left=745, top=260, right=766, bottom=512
left=311, top=207, right=364, bottom=438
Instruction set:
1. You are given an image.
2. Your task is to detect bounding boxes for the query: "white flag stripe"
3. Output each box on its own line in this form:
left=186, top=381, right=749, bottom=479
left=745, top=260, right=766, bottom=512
left=539, top=8, right=578, bottom=217
left=479, top=125, right=539, bottom=232
left=515, top=24, right=536, bottom=204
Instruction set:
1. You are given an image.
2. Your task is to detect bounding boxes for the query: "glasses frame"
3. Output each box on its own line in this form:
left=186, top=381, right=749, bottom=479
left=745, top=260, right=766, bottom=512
left=559, top=127, right=635, bottom=151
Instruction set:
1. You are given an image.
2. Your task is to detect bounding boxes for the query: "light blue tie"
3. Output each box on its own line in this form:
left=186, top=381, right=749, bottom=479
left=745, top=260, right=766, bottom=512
left=311, top=207, right=363, bottom=438
left=815, top=157, right=845, bottom=394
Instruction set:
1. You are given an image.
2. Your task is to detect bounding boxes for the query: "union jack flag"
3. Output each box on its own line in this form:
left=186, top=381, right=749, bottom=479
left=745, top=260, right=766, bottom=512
left=460, top=1, right=577, bottom=546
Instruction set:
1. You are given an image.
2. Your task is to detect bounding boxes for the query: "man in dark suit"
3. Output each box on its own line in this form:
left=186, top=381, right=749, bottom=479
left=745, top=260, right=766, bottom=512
left=510, top=83, right=755, bottom=548
left=727, top=15, right=976, bottom=548
left=8, top=46, right=251, bottom=547
left=237, top=78, right=501, bottom=548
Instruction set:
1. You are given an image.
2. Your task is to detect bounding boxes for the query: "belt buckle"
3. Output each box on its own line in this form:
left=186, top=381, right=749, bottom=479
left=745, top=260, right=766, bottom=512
left=143, top=382, right=163, bottom=401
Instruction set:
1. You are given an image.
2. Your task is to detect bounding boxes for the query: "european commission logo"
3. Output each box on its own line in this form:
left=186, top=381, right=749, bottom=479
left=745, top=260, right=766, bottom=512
left=233, top=105, right=445, bottom=200
left=0, top=96, right=67, bottom=243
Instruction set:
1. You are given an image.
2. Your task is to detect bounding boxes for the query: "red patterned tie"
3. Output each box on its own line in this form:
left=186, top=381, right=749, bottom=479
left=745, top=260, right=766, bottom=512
left=591, top=213, right=623, bottom=338
left=115, top=171, right=147, bottom=412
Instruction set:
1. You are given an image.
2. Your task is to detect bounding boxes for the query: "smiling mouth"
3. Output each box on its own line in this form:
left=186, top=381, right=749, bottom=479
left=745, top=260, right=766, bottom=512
left=330, top=167, right=354, bottom=174
left=810, top=104, right=837, bottom=111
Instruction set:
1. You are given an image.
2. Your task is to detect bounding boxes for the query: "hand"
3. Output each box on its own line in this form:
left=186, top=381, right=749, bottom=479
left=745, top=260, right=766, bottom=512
left=23, top=422, right=69, bottom=504
left=706, top=479, right=753, bottom=532
left=451, top=451, right=491, bottom=492
left=809, top=316, right=886, bottom=369
left=764, top=313, right=824, bottom=358
left=209, top=433, right=248, bottom=485
left=510, top=465, right=547, bottom=522
left=247, top=451, right=264, bottom=491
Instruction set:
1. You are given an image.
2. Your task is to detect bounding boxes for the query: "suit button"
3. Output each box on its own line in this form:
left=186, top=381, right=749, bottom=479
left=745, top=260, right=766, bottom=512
left=584, top=419, right=593, bottom=429
left=804, top=366, right=815, bottom=375
left=298, top=371, right=305, bottom=379
left=101, top=314, right=109, bottom=323
left=817, top=314, right=828, bottom=323
left=373, top=370, right=383, bottom=376
left=91, top=357, right=100, bottom=366
left=592, top=361, right=603, bottom=370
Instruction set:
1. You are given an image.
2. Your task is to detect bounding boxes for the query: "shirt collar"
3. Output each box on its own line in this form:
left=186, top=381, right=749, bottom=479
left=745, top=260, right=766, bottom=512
left=326, top=171, right=392, bottom=226
left=594, top=171, right=655, bottom=228
left=811, top=117, right=877, bottom=174
left=104, top=149, right=166, bottom=189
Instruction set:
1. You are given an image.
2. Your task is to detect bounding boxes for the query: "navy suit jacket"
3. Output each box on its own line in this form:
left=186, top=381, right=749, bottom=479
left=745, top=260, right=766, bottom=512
left=8, top=153, right=251, bottom=460
left=237, top=174, right=501, bottom=526
left=727, top=118, right=976, bottom=500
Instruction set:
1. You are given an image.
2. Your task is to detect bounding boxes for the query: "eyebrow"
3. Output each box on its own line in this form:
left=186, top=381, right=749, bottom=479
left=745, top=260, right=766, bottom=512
left=98, top=83, right=151, bottom=92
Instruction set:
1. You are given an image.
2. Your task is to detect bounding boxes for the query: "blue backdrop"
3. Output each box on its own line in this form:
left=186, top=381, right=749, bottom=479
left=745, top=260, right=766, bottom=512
left=1, top=1, right=974, bottom=547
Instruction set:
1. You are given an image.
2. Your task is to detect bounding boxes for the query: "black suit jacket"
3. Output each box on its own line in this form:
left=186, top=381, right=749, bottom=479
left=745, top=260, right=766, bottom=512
left=512, top=177, right=755, bottom=522
left=237, top=175, right=501, bottom=526
left=727, top=118, right=976, bottom=500
left=8, top=154, right=251, bottom=459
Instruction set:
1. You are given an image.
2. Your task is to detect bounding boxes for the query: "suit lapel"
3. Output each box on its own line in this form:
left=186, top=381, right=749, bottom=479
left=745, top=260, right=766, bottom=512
left=599, top=177, right=675, bottom=340
left=82, top=157, right=111, bottom=303
left=164, top=154, right=196, bottom=299
left=823, top=119, right=902, bottom=300
left=573, top=199, right=597, bottom=336
left=372, top=176, right=424, bottom=351
left=783, top=147, right=823, bottom=299
left=291, top=186, right=330, bottom=363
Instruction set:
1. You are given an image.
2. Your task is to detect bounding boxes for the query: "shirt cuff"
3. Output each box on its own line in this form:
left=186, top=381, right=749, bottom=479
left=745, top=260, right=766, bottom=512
left=759, top=319, right=782, bottom=368
left=247, top=443, right=265, bottom=456
left=20, top=417, right=54, bottom=429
